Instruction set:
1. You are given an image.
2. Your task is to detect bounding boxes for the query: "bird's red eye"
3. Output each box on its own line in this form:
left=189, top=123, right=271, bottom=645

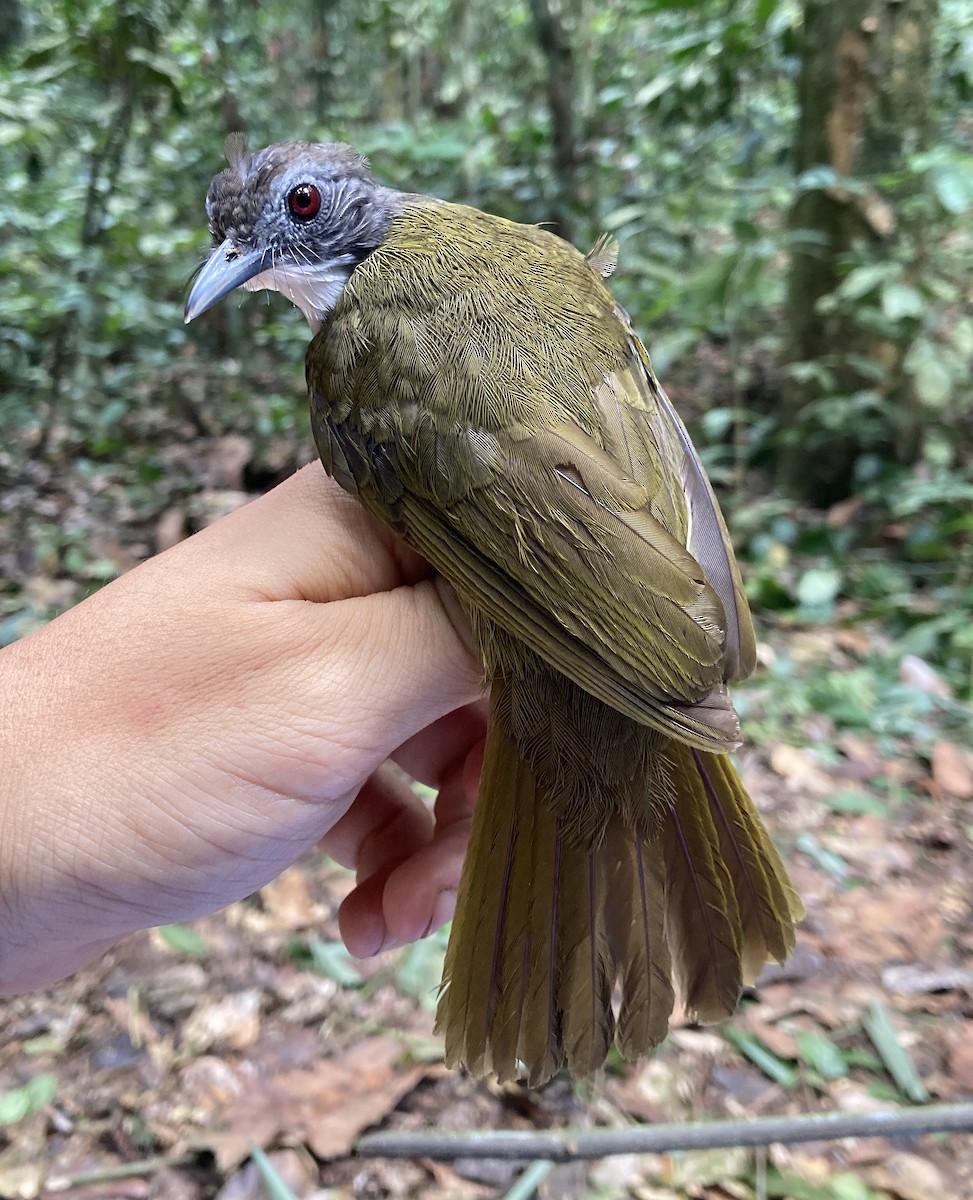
left=288, top=183, right=321, bottom=220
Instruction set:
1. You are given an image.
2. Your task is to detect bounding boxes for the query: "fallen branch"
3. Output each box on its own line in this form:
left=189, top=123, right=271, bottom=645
left=356, top=1102, right=973, bottom=1161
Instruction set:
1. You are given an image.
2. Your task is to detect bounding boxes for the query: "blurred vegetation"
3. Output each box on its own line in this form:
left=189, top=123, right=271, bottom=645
left=1, top=0, right=972, bottom=713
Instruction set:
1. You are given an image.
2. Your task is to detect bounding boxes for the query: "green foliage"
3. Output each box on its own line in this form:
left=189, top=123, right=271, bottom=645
left=157, top=922, right=210, bottom=957
left=291, top=934, right=365, bottom=988
left=1, top=0, right=971, bottom=706
left=0, top=1072, right=57, bottom=1125
left=762, top=1170, right=882, bottom=1200
left=806, top=148, right=973, bottom=473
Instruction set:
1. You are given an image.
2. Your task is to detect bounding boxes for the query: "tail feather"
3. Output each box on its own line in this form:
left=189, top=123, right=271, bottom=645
left=484, top=751, right=540, bottom=1080
left=556, top=833, right=615, bottom=1078
left=663, top=764, right=744, bottom=1021
left=516, top=794, right=563, bottom=1084
left=603, top=820, right=674, bottom=1058
left=438, top=694, right=522, bottom=1076
left=436, top=679, right=800, bottom=1086
left=694, top=749, right=804, bottom=979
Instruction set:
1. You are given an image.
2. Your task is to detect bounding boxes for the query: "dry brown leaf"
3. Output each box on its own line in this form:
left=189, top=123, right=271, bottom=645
left=180, top=1055, right=248, bottom=1116
left=183, top=989, right=263, bottom=1052
left=769, top=1150, right=832, bottom=1185
left=931, top=740, right=973, bottom=799
left=826, top=886, right=942, bottom=964
left=589, top=1153, right=649, bottom=1191
left=740, top=1013, right=799, bottom=1060
left=821, top=821, right=913, bottom=881
left=899, top=655, right=952, bottom=698
left=769, top=744, right=832, bottom=794
left=859, top=187, right=896, bottom=236
left=215, top=1147, right=317, bottom=1200
left=667, top=1147, right=751, bottom=1191
left=194, top=488, right=251, bottom=527
left=0, top=1113, right=47, bottom=1199
left=156, top=506, right=187, bottom=553
left=260, top=868, right=318, bottom=929
left=102, top=993, right=156, bottom=1050
left=828, top=1078, right=898, bottom=1113
left=882, top=963, right=973, bottom=996
left=866, top=1151, right=945, bottom=1200
left=204, top=1036, right=425, bottom=1169
left=204, top=433, right=253, bottom=490
left=667, top=1029, right=725, bottom=1056
left=948, top=1026, right=973, bottom=1090
left=826, top=496, right=864, bottom=528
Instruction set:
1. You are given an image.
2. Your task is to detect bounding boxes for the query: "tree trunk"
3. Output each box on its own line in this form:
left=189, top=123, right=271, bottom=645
left=527, top=0, right=578, bottom=242
left=780, top=0, right=937, bottom=506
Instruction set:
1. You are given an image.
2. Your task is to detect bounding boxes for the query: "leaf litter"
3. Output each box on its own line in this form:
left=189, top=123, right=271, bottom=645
left=1, top=438, right=972, bottom=1199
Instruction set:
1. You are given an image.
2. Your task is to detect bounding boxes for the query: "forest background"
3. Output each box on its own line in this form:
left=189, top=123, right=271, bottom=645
left=1, top=1, right=973, bottom=1199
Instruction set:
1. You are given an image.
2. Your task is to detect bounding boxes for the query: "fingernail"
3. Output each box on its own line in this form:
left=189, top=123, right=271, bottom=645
left=424, top=889, right=457, bottom=936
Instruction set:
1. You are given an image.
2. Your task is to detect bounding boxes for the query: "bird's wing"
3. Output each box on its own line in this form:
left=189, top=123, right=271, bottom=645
left=314, top=345, right=743, bottom=751
left=310, top=201, right=753, bottom=748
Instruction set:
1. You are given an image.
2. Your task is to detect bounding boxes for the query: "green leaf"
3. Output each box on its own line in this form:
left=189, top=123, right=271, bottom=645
left=837, top=263, right=893, bottom=300
left=0, top=1088, right=31, bottom=1125
left=634, top=68, right=679, bottom=106
left=952, top=316, right=973, bottom=359
left=157, top=923, right=210, bottom=958
left=931, top=164, right=973, bottom=213
left=603, top=203, right=649, bottom=230
left=307, top=936, right=363, bottom=988
left=723, top=1026, right=797, bottom=1088
left=0, top=1074, right=56, bottom=1125
left=795, top=833, right=848, bottom=882
left=903, top=336, right=954, bottom=409
left=754, top=0, right=779, bottom=27
left=862, top=1000, right=929, bottom=1103
left=796, top=1030, right=848, bottom=1080
left=26, top=1073, right=56, bottom=1108
left=648, top=328, right=699, bottom=375
left=820, top=790, right=885, bottom=817
left=916, top=360, right=953, bottom=408
left=395, top=929, right=449, bottom=1009
left=831, top=1175, right=880, bottom=1200
left=764, top=1168, right=880, bottom=1200
left=797, top=566, right=841, bottom=611
left=881, top=280, right=924, bottom=321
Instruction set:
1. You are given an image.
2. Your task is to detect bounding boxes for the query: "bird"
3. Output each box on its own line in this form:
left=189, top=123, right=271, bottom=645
left=185, top=134, right=802, bottom=1087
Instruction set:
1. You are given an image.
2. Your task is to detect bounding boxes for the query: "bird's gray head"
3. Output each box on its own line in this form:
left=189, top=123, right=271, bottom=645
left=184, top=135, right=401, bottom=333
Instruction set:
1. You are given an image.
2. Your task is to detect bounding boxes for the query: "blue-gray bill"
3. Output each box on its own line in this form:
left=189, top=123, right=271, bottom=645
left=184, top=240, right=271, bottom=323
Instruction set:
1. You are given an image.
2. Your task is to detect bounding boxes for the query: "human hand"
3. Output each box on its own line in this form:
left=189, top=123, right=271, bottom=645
left=0, top=463, right=484, bottom=993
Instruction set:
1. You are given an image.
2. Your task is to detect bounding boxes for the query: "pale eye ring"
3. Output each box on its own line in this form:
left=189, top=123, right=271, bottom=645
left=288, top=182, right=321, bottom=220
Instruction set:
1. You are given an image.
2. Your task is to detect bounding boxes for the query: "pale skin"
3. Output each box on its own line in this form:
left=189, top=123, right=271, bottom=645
left=0, top=462, right=485, bottom=994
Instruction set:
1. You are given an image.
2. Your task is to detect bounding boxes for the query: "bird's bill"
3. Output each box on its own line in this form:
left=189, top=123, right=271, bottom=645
left=184, top=240, right=271, bottom=323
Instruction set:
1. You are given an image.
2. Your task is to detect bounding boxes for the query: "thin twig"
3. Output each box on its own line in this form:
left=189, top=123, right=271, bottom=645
left=356, top=1102, right=973, bottom=1161
left=44, top=1154, right=192, bottom=1191
left=502, top=1160, right=555, bottom=1200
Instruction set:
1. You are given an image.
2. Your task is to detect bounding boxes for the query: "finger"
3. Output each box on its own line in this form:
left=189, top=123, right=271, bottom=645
left=328, top=765, right=436, bottom=959
left=320, top=763, right=431, bottom=875
left=158, top=463, right=432, bottom=605
left=381, top=762, right=474, bottom=944
left=339, top=745, right=480, bottom=956
left=234, top=578, right=483, bottom=804
left=391, top=701, right=487, bottom=789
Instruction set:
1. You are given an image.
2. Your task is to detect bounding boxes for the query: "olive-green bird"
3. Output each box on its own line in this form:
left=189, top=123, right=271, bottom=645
left=186, top=135, right=802, bottom=1086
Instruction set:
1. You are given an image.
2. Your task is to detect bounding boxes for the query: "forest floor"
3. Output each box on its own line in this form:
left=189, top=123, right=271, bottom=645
left=1, top=424, right=972, bottom=1200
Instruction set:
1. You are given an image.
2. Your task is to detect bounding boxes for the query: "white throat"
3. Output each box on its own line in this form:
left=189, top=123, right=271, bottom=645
left=244, top=260, right=350, bottom=335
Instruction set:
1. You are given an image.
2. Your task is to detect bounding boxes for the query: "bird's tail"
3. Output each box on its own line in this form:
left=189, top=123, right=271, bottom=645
left=435, top=683, right=802, bottom=1086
